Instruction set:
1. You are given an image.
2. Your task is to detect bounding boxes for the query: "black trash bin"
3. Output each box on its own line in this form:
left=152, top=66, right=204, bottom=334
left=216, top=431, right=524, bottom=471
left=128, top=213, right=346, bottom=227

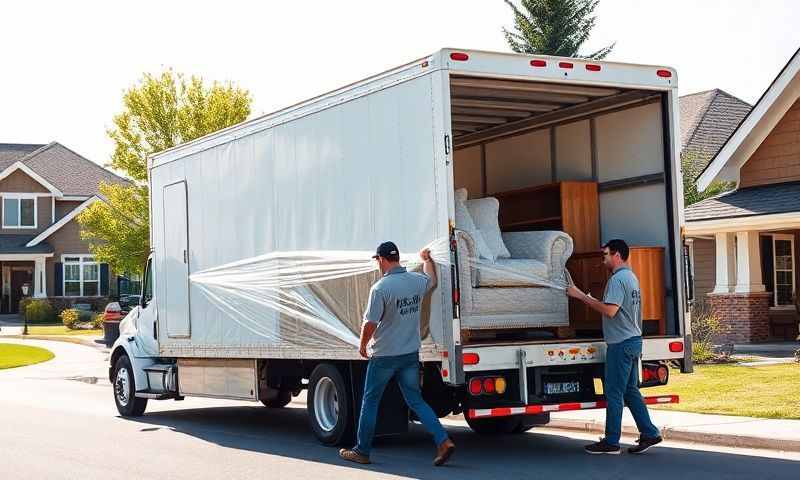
left=103, top=320, right=120, bottom=347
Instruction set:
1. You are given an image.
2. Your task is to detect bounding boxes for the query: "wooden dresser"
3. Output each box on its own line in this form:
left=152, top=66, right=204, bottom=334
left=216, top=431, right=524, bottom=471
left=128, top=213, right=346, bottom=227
left=566, top=247, right=666, bottom=335
left=494, top=181, right=599, bottom=254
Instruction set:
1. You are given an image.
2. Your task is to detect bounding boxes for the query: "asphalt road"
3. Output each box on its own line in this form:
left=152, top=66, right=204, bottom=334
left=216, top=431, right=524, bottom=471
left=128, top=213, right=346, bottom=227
left=1, top=339, right=798, bottom=480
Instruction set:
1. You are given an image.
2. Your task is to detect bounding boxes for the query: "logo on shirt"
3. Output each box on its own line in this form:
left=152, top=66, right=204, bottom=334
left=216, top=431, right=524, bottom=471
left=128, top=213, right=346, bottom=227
left=397, top=295, right=421, bottom=316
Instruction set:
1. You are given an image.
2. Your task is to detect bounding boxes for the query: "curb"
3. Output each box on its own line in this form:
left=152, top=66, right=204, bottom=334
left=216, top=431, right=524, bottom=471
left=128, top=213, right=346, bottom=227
left=547, top=418, right=800, bottom=452
left=4, top=335, right=109, bottom=351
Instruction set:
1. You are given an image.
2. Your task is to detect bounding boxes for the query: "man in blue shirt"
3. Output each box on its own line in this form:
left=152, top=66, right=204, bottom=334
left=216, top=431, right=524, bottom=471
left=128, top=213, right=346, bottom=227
left=567, top=239, right=662, bottom=455
left=339, top=241, right=455, bottom=466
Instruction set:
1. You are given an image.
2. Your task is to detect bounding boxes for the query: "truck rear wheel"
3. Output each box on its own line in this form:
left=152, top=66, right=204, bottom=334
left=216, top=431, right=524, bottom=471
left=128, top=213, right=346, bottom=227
left=465, top=415, right=520, bottom=435
left=113, top=355, right=148, bottom=417
left=308, top=364, right=354, bottom=446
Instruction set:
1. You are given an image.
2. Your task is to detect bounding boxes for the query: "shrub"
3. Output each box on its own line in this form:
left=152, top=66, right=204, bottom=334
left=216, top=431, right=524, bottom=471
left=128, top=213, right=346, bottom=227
left=60, top=308, right=80, bottom=329
left=690, top=301, right=723, bottom=364
left=19, top=297, right=34, bottom=318
left=24, top=299, right=56, bottom=324
left=92, top=313, right=105, bottom=329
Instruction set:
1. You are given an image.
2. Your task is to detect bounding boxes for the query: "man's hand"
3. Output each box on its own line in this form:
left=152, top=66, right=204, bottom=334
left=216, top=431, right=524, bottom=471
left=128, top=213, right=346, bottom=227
left=566, top=285, right=585, bottom=300
left=359, top=345, right=369, bottom=359
left=420, top=248, right=432, bottom=262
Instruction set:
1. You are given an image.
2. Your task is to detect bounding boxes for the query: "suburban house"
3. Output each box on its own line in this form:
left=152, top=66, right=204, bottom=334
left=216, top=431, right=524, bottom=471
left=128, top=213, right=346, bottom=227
left=685, top=47, right=800, bottom=343
left=680, top=88, right=752, bottom=167
left=0, top=142, right=129, bottom=314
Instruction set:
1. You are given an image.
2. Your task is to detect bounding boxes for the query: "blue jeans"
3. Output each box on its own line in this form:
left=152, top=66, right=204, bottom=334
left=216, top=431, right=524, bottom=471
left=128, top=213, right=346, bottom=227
left=604, top=336, right=660, bottom=446
left=354, top=351, right=449, bottom=456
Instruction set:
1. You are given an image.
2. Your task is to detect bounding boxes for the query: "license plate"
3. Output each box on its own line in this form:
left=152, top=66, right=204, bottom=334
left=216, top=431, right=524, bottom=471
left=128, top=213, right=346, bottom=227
left=545, top=381, right=581, bottom=395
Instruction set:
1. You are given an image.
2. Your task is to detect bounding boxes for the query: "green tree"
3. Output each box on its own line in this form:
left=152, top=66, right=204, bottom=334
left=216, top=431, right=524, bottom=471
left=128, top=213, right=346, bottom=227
left=681, top=152, right=734, bottom=206
left=78, top=71, right=251, bottom=275
left=502, top=0, right=615, bottom=59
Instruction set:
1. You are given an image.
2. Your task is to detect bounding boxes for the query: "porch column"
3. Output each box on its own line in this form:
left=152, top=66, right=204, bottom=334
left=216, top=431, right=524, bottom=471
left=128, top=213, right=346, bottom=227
left=735, top=231, right=766, bottom=293
left=34, top=257, right=47, bottom=298
left=713, top=232, right=736, bottom=293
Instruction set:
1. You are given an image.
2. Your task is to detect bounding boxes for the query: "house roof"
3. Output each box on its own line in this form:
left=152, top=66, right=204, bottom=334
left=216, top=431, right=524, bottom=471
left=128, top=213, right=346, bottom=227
left=0, top=142, right=130, bottom=196
left=679, top=89, right=751, bottom=161
left=684, top=181, right=800, bottom=222
left=0, top=234, right=53, bottom=254
left=697, top=47, right=800, bottom=191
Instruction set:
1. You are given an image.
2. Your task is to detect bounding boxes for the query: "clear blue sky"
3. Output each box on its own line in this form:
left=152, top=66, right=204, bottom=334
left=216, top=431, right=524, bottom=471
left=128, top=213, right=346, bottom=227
left=1, top=0, right=798, bottom=169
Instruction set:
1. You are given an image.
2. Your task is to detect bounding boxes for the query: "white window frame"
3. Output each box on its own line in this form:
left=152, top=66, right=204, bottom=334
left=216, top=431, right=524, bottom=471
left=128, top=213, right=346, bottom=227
left=2, top=193, right=38, bottom=229
left=62, top=254, right=101, bottom=297
left=771, top=234, right=795, bottom=310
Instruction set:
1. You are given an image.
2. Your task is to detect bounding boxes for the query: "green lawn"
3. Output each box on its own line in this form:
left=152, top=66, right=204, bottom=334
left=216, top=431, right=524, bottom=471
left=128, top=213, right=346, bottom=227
left=25, top=325, right=102, bottom=336
left=648, top=363, right=800, bottom=419
left=0, top=343, right=55, bottom=369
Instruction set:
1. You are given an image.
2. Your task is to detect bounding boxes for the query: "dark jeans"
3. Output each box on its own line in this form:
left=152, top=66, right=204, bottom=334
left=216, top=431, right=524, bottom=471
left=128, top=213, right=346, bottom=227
left=354, top=351, right=449, bottom=456
left=604, top=336, right=660, bottom=446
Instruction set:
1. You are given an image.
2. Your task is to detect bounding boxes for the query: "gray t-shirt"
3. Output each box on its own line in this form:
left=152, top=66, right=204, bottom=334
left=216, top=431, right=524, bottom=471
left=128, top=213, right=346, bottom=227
left=363, top=266, right=431, bottom=357
left=602, top=266, right=642, bottom=344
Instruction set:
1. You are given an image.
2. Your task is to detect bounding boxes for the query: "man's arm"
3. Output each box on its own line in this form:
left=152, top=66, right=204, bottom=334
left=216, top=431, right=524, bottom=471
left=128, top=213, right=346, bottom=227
left=360, top=287, right=384, bottom=358
left=420, top=248, right=437, bottom=291
left=566, top=286, right=620, bottom=318
left=359, top=322, right=377, bottom=359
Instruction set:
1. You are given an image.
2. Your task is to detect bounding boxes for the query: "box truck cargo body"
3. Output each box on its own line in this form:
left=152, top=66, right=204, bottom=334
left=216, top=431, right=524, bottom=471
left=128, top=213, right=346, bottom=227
left=110, top=49, right=689, bottom=443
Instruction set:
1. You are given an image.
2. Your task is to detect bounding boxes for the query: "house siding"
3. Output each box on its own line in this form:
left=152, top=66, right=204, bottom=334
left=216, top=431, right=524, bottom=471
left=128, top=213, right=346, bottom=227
left=692, top=237, right=716, bottom=302
left=44, top=218, right=111, bottom=298
left=0, top=169, right=53, bottom=234
left=0, top=169, right=50, bottom=193
left=739, top=98, right=800, bottom=188
left=55, top=200, right=83, bottom=221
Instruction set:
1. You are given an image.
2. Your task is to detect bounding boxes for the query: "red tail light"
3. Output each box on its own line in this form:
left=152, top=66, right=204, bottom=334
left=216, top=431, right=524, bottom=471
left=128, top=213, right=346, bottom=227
left=463, top=352, right=480, bottom=365
left=469, top=378, right=482, bottom=395
left=482, top=378, right=495, bottom=393
left=642, top=368, right=654, bottom=382
left=585, top=64, right=601, bottom=71
left=530, top=59, right=547, bottom=67
left=450, top=52, right=469, bottom=61
left=657, top=69, right=672, bottom=78
left=669, top=341, right=684, bottom=353
left=558, top=62, right=574, bottom=69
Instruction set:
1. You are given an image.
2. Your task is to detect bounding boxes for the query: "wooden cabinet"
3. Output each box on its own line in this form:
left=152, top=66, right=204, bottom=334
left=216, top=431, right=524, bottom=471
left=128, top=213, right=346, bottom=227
left=566, top=247, right=666, bottom=335
left=494, top=181, right=599, bottom=254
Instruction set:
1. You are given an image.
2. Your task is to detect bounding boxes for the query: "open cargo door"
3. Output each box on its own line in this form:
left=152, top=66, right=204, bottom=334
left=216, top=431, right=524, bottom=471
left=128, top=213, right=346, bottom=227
left=163, top=181, right=191, bottom=338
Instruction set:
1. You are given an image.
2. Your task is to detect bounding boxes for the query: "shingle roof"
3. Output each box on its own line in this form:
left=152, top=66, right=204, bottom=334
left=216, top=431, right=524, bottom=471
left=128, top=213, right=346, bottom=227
left=684, top=181, right=800, bottom=222
left=0, top=234, right=53, bottom=254
left=679, top=89, right=751, bottom=166
left=0, top=142, right=130, bottom=196
left=0, top=143, right=46, bottom=170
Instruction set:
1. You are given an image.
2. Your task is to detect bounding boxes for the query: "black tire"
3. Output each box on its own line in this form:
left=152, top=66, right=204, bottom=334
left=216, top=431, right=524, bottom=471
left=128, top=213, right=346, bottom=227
left=261, top=390, right=292, bottom=408
left=113, top=355, right=148, bottom=417
left=465, top=415, right=521, bottom=435
left=307, top=364, right=354, bottom=446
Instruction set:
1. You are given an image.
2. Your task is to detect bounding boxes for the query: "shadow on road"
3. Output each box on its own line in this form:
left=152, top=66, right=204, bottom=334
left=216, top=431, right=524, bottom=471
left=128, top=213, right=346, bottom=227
left=122, top=404, right=798, bottom=479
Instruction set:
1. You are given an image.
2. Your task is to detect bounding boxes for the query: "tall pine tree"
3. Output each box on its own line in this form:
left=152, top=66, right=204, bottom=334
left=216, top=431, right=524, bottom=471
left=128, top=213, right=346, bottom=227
left=503, top=0, right=615, bottom=59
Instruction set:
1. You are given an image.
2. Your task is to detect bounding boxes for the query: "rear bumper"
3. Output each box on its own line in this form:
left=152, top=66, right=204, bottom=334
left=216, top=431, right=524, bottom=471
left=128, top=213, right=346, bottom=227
left=467, top=394, right=679, bottom=419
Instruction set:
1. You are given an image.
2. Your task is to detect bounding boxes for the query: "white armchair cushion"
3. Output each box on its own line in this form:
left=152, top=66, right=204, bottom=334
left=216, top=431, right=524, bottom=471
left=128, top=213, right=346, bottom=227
left=466, top=197, right=511, bottom=259
left=476, top=258, right=549, bottom=287
left=454, top=188, right=496, bottom=261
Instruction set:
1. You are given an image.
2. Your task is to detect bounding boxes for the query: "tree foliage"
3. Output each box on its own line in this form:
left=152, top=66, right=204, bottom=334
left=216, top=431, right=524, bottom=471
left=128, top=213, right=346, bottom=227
left=502, top=0, right=615, bottom=59
left=681, top=153, right=734, bottom=206
left=78, top=71, right=251, bottom=275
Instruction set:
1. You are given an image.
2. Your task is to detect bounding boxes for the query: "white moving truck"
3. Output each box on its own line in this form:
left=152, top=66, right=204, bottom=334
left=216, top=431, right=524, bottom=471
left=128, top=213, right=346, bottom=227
left=110, top=48, right=691, bottom=444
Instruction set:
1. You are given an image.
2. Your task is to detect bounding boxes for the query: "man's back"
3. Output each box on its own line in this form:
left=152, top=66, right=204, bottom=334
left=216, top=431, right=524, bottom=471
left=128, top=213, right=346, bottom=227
left=364, top=266, right=430, bottom=357
left=601, top=266, right=642, bottom=344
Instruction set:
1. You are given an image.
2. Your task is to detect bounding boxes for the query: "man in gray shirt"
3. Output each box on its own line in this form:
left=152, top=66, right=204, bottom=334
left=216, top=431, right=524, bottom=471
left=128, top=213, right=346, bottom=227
left=567, top=239, right=662, bottom=455
left=339, top=241, right=455, bottom=466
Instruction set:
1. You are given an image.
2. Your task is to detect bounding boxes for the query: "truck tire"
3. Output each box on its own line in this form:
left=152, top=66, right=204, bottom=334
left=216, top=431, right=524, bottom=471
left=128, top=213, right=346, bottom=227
left=308, top=364, right=354, bottom=446
left=465, top=415, right=520, bottom=435
left=261, top=390, right=292, bottom=408
left=113, top=355, right=148, bottom=417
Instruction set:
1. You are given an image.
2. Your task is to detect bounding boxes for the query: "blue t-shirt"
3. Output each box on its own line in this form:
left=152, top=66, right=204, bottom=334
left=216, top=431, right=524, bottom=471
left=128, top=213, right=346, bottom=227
left=363, top=266, right=431, bottom=357
left=602, top=266, right=642, bottom=344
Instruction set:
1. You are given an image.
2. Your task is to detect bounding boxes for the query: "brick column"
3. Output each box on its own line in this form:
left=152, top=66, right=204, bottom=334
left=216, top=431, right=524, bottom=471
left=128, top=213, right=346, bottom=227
left=706, top=292, right=771, bottom=344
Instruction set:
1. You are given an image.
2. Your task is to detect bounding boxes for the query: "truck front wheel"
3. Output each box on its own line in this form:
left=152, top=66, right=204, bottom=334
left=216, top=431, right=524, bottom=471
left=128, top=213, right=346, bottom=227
left=307, top=364, right=354, bottom=445
left=113, top=355, right=148, bottom=417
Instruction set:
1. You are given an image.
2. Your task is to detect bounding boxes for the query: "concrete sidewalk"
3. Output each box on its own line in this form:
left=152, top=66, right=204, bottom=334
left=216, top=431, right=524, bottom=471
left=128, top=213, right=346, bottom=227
left=549, top=406, right=800, bottom=452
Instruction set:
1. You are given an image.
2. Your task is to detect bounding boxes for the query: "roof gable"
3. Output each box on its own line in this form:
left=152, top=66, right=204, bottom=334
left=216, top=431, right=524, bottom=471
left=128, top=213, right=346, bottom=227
left=679, top=89, right=751, bottom=162
left=698, top=47, right=800, bottom=191
left=0, top=143, right=46, bottom=170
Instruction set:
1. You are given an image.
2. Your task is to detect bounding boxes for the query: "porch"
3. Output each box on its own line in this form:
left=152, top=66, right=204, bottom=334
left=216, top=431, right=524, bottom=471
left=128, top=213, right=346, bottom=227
left=0, top=255, right=49, bottom=314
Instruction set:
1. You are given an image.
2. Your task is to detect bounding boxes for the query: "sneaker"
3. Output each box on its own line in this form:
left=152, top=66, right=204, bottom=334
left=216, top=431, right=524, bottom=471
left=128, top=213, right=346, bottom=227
left=433, top=438, right=455, bottom=466
left=627, top=435, right=663, bottom=454
left=584, top=439, right=621, bottom=455
left=339, top=448, right=371, bottom=464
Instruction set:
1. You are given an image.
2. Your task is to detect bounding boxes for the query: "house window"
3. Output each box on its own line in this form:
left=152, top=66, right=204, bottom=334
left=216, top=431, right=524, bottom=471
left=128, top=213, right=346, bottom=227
left=2, top=194, right=37, bottom=228
left=63, top=255, right=100, bottom=297
left=772, top=234, right=795, bottom=308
